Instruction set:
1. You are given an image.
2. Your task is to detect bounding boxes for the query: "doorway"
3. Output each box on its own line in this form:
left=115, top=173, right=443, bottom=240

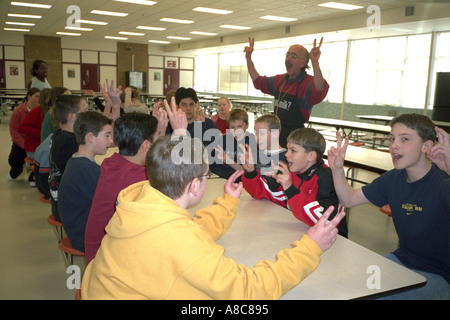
left=81, top=64, right=99, bottom=91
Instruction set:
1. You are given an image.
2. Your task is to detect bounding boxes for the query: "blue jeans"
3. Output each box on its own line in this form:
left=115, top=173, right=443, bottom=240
left=379, top=253, right=449, bottom=300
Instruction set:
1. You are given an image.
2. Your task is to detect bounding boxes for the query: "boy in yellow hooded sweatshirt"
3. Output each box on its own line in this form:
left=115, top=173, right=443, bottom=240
left=81, top=135, right=345, bottom=300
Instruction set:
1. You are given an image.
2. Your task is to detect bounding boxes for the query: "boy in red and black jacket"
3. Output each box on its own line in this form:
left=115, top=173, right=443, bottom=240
left=242, top=127, right=347, bottom=237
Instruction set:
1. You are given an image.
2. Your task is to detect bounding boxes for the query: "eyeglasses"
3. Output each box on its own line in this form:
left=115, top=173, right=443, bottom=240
left=186, top=171, right=212, bottom=191
left=200, top=172, right=213, bottom=179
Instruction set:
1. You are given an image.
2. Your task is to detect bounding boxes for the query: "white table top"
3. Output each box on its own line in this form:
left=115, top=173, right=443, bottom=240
left=308, top=116, right=391, bottom=135
left=188, top=177, right=426, bottom=300
left=356, top=114, right=450, bottom=128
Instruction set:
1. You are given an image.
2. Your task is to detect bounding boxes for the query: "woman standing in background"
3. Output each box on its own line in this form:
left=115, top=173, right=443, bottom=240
left=28, top=59, right=51, bottom=90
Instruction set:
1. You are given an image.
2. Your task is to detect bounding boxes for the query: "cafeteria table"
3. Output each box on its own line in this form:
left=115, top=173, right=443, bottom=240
left=188, top=177, right=426, bottom=300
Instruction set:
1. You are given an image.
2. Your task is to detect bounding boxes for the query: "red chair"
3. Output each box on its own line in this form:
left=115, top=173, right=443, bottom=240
left=349, top=141, right=365, bottom=147
left=59, top=237, right=84, bottom=266
left=40, top=194, right=51, bottom=204
left=24, top=156, right=35, bottom=171
left=76, top=289, right=81, bottom=300
left=377, top=147, right=390, bottom=153
left=47, top=214, right=63, bottom=242
left=380, top=204, right=392, bottom=216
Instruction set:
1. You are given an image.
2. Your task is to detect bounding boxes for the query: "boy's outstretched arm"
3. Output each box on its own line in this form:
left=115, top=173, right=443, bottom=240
left=327, top=132, right=368, bottom=208
left=193, top=170, right=243, bottom=241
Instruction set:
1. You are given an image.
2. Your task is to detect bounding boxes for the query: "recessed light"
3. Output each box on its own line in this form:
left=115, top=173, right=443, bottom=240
left=105, top=36, right=128, bottom=40
left=91, top=10, right=128, bottom=17
left=260, top=15, right=297, bottom=22
left=113, top=0, right=157, bottom=5
left=137, top=26, right=166, bottom=31
left=160, top=18, right=194, bottom=24
left=167, top=36, right=191, bottom=40
left=76, top=19, right=108, bottom=26
left=318, top=2, right=363, bottom=10
left=149, top=40, right=171, bottom=44
left=119, top=31, right=145, bottom=36
left=4, top=27, right=30, bottom=32
left=11, top=1, right=51, bottom=9
left=190, top=31, right=217, bottom=36
left=7, top=13, right=42, bottom=19
left=65, top=26, right=93, bottom=31
left=57, top=32, right=81, bottom=36
left=220, top=24, right=251, bottom=30
left=193, top=7, right=233, bottom=15
left=5, top=21, right=35, bottom=26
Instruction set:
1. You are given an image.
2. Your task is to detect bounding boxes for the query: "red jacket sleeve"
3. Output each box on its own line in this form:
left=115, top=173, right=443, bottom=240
left=242, top=170, right=287, bottom=208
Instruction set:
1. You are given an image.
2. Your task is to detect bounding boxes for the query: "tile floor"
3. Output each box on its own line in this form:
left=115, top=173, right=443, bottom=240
left=0, top=111, right=398, bottom=300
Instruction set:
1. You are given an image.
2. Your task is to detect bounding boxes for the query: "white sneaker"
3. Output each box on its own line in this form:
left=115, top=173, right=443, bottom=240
left=29, top=181, right=36, bottom=187
left=7, top=173, right=13, bottom=181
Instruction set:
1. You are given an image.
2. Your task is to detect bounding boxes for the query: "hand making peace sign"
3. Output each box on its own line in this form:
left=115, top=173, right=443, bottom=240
left=309, top=37, right=323, bottom=63
left=244, top=37, right=254, bottom=60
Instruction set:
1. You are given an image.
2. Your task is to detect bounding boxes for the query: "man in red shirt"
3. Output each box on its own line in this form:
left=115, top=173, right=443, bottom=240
left=245, top=37, right=329, bottom=147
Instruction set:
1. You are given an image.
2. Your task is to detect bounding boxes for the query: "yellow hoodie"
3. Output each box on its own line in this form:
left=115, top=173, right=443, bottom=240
left=81, top=181, right=322, bottom=300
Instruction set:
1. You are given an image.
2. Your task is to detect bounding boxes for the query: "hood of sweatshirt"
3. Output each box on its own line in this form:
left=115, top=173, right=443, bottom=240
left=106, top=180, right=191, bottom=239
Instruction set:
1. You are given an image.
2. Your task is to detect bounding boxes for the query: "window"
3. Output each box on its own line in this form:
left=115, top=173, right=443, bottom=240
left=429, top=32, right=450, bottom=108
left=346, top=34, right=431, bottom=108
left=319, top=41, right=347, bottom=103
left=194, top=54, right=218, bottom=93
left=345, top=38, right=378, bottom=104
left=218, top=52, right=248, bottom=95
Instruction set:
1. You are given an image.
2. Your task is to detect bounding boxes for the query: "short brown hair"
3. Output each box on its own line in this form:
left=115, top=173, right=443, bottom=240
left=53, top=95, right=84, bottom=125
left=74, top=111, right=112, bottom=145
left=146, top=135, right=209, bottom=199
left=389, top=113, right=437, bottom=143
left=227, top=108, right=248, bottom=125
left=287, top=128, right=326, bottom=160
left=255, top=114, right=281, bottom=131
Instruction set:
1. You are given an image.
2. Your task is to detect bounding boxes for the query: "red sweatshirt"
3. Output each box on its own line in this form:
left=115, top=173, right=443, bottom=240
left=242, top=159, right=347, bottom=237
left=18, top=106, right=44, bottom=152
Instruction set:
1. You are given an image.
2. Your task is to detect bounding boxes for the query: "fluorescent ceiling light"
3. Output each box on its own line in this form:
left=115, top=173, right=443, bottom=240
left=76, top=19, right=108, bottom=25
left=105, top=36, right=128, bottom=40
left=7, top=13, right=42, bottom=19
left=149, top=40, right=171, bottom=44
left=318, top=2, right=363, bottom=10
left=160, top=18, right=194, bottom=24
left=137, top=26, right=166, bottom=31
left=193, top=7, right=233, bottom=15
left=119, top=31, right=145, bottom=36
left=65, top=26, right=93, bottom=31
left=57, top=32, right=81, bottom=36
left=11, top=1, right=51, bottom=9
left=5, top=21, right=35, bottom=26
left=114, top=0, right=157, bottom=5
left=260, top=15, right=297, bottom=22
left=190, top=31, right=217, bottom=36
left=167, top=36, right=191, bottom=40
left=4, top=27, right=30, bottom=32
left=220, top=24, right=251, bottom=30
left=91, top=10, right=128, bottom=17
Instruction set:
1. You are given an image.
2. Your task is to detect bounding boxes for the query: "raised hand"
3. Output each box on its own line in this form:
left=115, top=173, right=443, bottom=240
left=195, top=108, right=206, bottom=122
left=152, top=104, right=168, bottom=138
left=239, top=143, right=255, bottom=172
left=309, top=37, right=323, bottom=63
left=99, top=81, right=112, bottom=106
left=224, top=170, right=244, bottom=199
left=271, top=161, right=292, bottom=190
left=244, top=37, right=254, bottom=60
left=427, top=126, right=450, bottom=175
left=164, top=96, right=187, bottom=135
left=305, top=205, right=345, bottom=252
left=327, top=131, right=349, bottom=171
